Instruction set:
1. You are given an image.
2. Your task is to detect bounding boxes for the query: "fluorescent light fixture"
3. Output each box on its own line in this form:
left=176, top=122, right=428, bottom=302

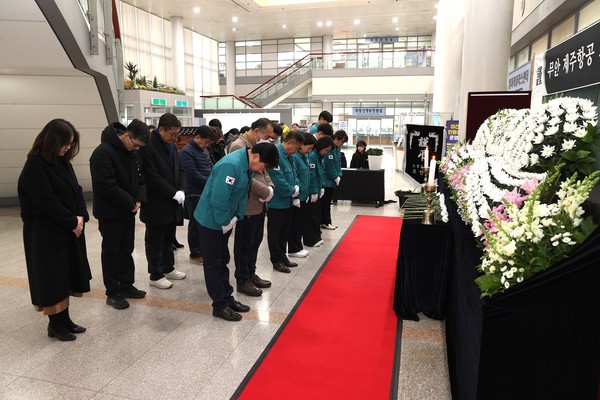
left=193, top=7, right=200, bottom=13
left=232, top=16, right=238, bottom=22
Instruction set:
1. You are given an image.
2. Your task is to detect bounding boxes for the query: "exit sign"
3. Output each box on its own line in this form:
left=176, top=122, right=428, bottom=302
left=175, top=100, right=188, bottom=107
left=151, top=98, right=167, bottom=106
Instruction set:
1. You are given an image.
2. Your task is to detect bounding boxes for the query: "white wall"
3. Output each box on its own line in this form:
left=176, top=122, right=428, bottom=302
left=311, top=75, right=434, bottom=97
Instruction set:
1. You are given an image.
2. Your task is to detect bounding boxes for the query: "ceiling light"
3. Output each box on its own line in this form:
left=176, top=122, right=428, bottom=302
left=326, top=20, right=332, bottom=27
left=433, top=15, right=437, bottom=20
left=392, top=17, right=398, bottom=23
left=395, top=27, right=399, bottom=31
left=232, top=27, right=237, bottom=31
left=193, top=7, right=200, bottom=13
left=232, top=16, right=238, bottom=23
left=354, top=19, right=360, bottom=25
left=317, top=21, right=323, bottom=27
left=363, top=34, right=366, bottom=37
left=282, top=24, right=287, bottom=28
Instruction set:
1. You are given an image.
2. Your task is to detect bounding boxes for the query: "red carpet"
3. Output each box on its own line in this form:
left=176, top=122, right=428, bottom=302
left=236, top=215, right=403, bottom=399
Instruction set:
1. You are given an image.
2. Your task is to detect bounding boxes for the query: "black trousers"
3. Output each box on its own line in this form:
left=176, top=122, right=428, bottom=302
left=302, top=199, right=322, bottom=246
left=267, top=207, right=292, bottom=264
left=98, top=218, right=136, bottom=296
left=233, top=210, right=266, bottom=284
left=185, top=196, right=202, bottom=258
left=144, top=223, right=176, bottom=281
left=198, top=224, right=234, bottom=310
left=320, top=187, right=335, bottom=225
left=287, top=203, right=304, bottom=253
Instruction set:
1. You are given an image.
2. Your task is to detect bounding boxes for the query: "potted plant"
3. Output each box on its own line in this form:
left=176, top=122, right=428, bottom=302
left=366, top=147, right=383, bottom=170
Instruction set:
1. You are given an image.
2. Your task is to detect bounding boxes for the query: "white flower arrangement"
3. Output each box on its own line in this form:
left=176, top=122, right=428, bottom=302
left=441, top=97, right=600, bottom=297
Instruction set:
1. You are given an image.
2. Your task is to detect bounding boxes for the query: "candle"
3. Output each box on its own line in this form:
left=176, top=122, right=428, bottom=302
left=428, top=156, right=436, bottom=186
left=423, top=147, right=429, bottom=167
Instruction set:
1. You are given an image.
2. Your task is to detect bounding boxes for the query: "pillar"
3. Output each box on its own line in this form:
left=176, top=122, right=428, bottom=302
left=323, top=35, right=333, bottom=69
left=457, top=0, right=514, bottom=139
left=226, top=41, right=236, bottom=95
left=171, top=16, right=185, bottom=93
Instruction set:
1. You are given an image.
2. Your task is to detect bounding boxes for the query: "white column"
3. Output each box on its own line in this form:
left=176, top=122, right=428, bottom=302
left=171, top=16, right=186, bottom=93
left=457, top=0, right=514, bottom=138
left=323, top=35, right=333, bottom=69
left=432, top=0, right=465, bottom=120
left=226, top=41, right=236, bottom=95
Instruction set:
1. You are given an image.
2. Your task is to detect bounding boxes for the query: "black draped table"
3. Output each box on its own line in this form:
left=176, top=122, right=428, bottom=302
left=444, top=191, right=600, bottom=400
left=393, top=219, right=451, bottom=321
left=333, top=168, right=385, bottom=206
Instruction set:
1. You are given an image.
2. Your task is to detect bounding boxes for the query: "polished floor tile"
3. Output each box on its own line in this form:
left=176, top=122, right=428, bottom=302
left=0, top=151, right=450, bottom=399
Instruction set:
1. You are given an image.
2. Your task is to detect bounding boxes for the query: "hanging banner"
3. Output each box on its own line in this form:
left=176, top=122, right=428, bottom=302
left=445, top=120, right=459, bottom=155
left=508, top=61, right=532, bottom=91
left=404, top=124, right=445, bottom=184
left=533, top=20, right=600, bottom=104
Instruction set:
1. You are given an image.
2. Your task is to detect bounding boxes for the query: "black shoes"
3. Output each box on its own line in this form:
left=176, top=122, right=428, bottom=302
left=67, top=324, right=87, bottom=334
left=121, top=286, right=147, bottom=299
left=47, top=325, right=76, bottom=341
left=283, top=258, right=298, bottom=268
left=252, top=274, right=272, bottom=288
left=172, top=240, right=184, bottom=249
left=213, top=306, right=242, bottom=321
left=273, top=262, right=291, bottom=273
left=230, top=299, right=250, bottom=313
left=237, top=280, right=263, bottom=297
left=106, top=294, right=130, bottom=310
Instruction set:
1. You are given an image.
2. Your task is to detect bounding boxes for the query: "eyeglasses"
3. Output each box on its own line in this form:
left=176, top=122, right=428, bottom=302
left=126, top=134, right=145, bottom=150
left=166, top=129, right=181, bottom=138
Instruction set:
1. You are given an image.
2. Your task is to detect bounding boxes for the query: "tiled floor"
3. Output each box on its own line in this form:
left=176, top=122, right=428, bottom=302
left=0, top=150, right=450, bottom=400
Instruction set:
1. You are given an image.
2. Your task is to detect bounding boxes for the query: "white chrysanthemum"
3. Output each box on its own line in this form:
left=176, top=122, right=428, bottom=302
left=563, top=122, right=577, bottom=133
left=561, top=139, right=576, bottom=151
left=541, top=145, right=556, bottom=158
left=565, top=113, right=579, bottom=122
left=573, top=128, right=587, bottom=138
left=544, top=126, right=559, bottom=136
left=530, top=153, right=539, bottom=165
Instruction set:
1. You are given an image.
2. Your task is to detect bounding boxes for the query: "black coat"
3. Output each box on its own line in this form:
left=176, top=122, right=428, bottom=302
left=139, top=130, right=185, bottom=226
left=90, top=123, right=146, bottom=220
left=350, top=151, right=369, bottom=169
left=18, top=156, right=92, bottom=308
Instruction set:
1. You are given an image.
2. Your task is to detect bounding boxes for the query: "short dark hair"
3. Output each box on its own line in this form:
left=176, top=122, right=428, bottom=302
left=251, top=118, right=272, bottom=132
left=272, top=124, right=283, bottom=137
left=302, top=133, right=316, bottom=146
left=28, top=119, right=79, bottom=164
left=292, top=123, right=299, bottom=128
left=356, top=140, right=367, bottom=148
left=317, top=123, right=333, bottom=137
left=334, top=129, right=348, bottom=142
left=318, top=111, right=333, bottom=123
left=158, top=113, right=181, bottom=130
left=284, top=131, right=304, bottom=144
left=195, top=125, right=217, bottom=141
left=208, top=118, right=222, bottom=129
left=252, top=142, right=279, bottom=168
left=315, top=136, right=334, bottom=152
left=127, top=119, right=150, bottom=143
left=240, top=126, right=251, bottom=134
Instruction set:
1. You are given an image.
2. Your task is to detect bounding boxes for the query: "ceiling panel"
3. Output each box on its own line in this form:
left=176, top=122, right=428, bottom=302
left=120, top=0, right=438, bottom=42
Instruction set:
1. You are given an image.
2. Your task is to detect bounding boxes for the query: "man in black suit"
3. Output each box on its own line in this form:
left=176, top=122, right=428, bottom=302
left=90, top=119, right=150, bottom=309
left=139, top=113, right=187, bottom=289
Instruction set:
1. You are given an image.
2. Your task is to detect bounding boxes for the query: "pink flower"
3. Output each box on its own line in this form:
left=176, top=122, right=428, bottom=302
left=521, top=178, right=539, bottom=195
left=503, top=188, right=527, bottom=207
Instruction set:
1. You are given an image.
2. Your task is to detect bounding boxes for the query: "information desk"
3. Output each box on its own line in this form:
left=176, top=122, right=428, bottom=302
left=332, top=168, right=385, bottom=206
left=394, top=219, right=451, bottom=321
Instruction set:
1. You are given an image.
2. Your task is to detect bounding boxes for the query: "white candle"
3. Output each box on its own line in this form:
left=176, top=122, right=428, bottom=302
left=428, top=156, right=436, bottom=186
left=423, top=147, right=429, bottom=167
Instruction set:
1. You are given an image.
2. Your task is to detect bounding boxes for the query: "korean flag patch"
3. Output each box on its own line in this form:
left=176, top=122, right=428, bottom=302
left=225, top=176, right=236, bottom=185
left=328, top=154, right=334, bottom=159
left=309, top=163, right=316, bottom=169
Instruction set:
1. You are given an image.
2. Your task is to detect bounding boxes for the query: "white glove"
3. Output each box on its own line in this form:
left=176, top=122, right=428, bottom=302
left=292, top=185, right=300, bottom=198
left=320, top=188, right=325, bottom=198
left=172, top=190, right=185, bottom=204
left=259, top=186, right=274, bottom=203
left=293, top=199, right=301, bottom=208
left=222, top=216, right=238, bottom=234
left=310, top=193, right=318, bottom=203
left=334, top=177, right=341, bottom=186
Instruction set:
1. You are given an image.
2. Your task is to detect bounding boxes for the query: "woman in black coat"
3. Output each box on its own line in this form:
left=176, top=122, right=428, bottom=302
left=350, top=140, right=369, bottom=169
left=18, top=119, right=92, bottom=341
